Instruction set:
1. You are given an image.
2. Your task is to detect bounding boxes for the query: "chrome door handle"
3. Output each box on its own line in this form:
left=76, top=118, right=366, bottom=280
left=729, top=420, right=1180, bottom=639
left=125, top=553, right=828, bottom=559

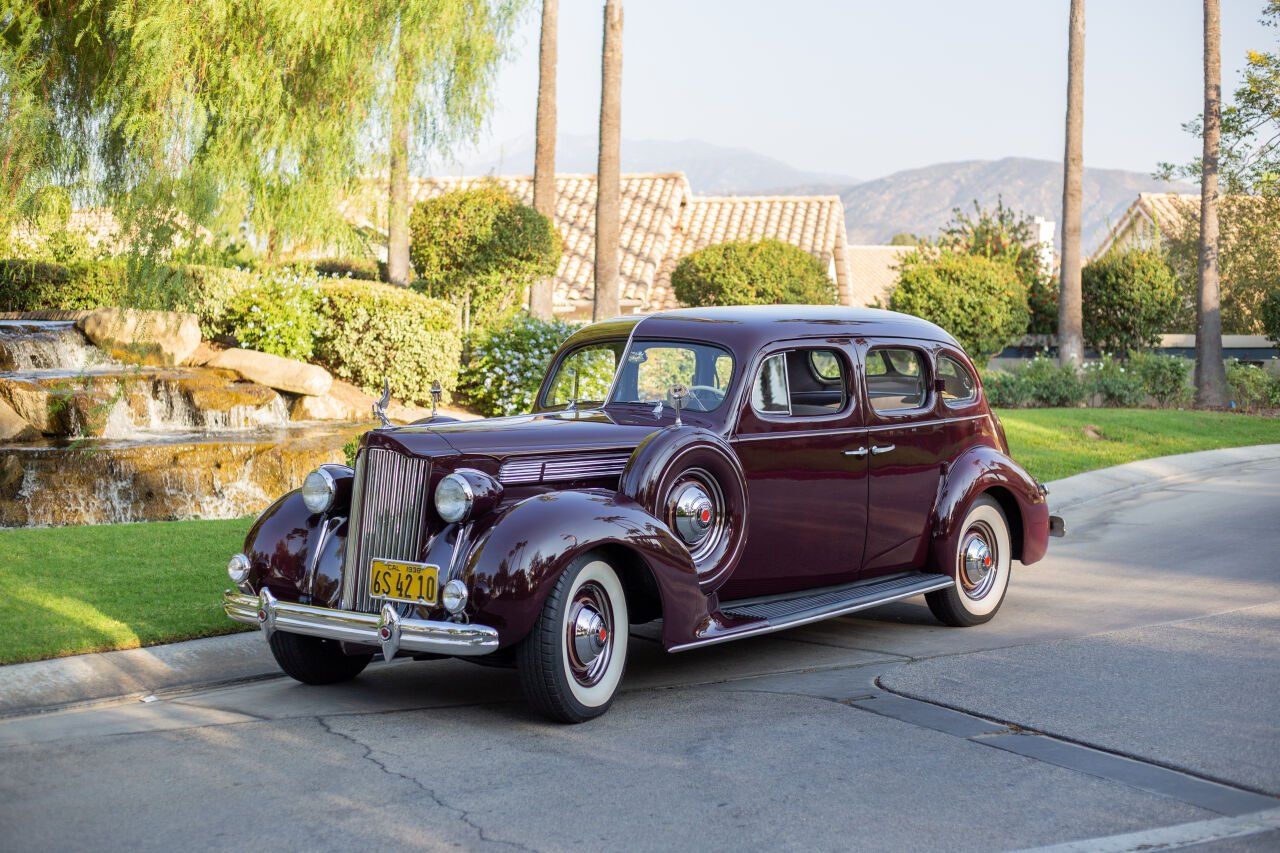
left=842, top=447, right=869, bottom=457
left=871, top=444, right=896, bottom=455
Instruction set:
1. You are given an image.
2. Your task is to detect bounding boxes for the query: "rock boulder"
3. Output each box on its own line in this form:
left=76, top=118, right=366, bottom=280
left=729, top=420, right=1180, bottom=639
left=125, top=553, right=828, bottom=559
left=207, top=348, right=332, bottom=397
left=77, top=309, right=201, bottom=367
left=0, top=396, right=39, bottom=441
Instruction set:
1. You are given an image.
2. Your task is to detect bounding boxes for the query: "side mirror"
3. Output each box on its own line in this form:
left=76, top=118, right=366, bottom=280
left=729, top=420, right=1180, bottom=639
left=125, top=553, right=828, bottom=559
left=933, top=377, right=947, bottom=394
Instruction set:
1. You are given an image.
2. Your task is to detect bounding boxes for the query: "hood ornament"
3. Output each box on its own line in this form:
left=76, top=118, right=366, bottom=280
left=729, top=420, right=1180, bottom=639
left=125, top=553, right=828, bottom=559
left=669, top=384, right=688, bottom=427
left=430, top=380, right=442, bottom=420
left=373, top=379, right=392, bottom=427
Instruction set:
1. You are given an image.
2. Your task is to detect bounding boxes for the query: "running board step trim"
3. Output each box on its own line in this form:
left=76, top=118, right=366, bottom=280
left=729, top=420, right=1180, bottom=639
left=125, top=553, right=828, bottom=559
left=670, top=573, right=954, bottom=653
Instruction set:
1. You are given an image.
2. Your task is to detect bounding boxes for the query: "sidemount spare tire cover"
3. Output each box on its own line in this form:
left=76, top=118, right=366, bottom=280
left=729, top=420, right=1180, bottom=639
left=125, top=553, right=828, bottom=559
left=619, top=427, right=748, bottom=590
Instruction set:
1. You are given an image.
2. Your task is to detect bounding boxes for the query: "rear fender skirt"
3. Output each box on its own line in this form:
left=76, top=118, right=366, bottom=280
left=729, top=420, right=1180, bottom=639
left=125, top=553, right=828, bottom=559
left=931, top=445, right=1050, bottom=571
left=460, top=489, right=709, bottom=649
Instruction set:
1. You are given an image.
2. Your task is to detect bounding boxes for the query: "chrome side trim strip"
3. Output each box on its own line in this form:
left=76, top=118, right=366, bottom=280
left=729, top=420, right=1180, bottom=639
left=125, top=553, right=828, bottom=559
left=225, top=590, right=499, bottom=657
left=667, top=575, right=954, bottom=653
left=729, top=414, right=987, bottom=443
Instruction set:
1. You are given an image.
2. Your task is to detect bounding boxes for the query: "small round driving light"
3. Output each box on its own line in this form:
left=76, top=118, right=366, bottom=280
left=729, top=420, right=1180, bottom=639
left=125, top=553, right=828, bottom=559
left=442, top=579, right=469, bottom=614
left=435, top=473, right=474, bottom=523
left=302, top=467, right=337, bottom=514
left=227, top=553, right=251, bottom=585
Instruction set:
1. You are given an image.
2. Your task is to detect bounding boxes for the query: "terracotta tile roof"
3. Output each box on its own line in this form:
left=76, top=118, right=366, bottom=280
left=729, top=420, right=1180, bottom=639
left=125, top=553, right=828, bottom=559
left=345, top=172, right=851, bottom=315
left=844, top=244, right=916, bottom=307
left=652, top=195, right=850, bottom=310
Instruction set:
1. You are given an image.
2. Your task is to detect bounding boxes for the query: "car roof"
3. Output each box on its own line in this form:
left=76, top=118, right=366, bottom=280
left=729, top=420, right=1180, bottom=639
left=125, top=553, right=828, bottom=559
left=561, top=305, right=961, bottom=357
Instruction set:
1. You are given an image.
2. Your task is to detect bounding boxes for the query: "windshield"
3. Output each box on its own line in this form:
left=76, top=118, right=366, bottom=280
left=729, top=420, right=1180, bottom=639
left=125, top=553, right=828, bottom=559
left=608, top=340, right=735, bottom=413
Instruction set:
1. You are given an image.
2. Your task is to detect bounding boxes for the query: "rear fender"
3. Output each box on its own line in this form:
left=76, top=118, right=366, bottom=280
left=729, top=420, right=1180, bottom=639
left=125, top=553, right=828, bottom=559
left=461, top=489, right=710, bottom=649
left=931, top=445, right=1050, bottom=572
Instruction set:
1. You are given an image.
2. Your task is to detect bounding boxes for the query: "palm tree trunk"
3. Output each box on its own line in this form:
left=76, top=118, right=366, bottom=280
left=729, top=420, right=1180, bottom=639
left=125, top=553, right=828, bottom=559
left=529, top=0, right=559, bottom=320
left=1195, top=0, right=1228, bottom=406
left=1057, top=0, right=1086, bottom=368
left=593, top=0, right=623, bottom=322
left=386, top=43, right=412, bottom=288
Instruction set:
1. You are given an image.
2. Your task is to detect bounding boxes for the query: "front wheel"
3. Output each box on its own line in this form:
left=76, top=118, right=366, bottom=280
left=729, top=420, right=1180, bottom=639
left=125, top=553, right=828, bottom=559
left=517, top=553, right=630, bottom=723
left=926, top=496, right=1012, bottom=627
left=268, top=631, right=373, bottom=684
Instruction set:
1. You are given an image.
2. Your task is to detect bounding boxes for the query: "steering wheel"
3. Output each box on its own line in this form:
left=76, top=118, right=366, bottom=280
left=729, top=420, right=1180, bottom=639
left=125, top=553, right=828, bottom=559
left=677, top=385, right=726, bottom=412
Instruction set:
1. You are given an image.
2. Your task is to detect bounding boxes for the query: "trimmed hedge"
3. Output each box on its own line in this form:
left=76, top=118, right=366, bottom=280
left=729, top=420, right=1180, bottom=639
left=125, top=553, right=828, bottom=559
left=671, top=239, right=836, bottom=307
left=0, top=258, right=130, bottom=311
left=315, top=281, right=462, bottom=406
left=221, top=267, right=322, bottom=360
left=889, top=251, right=1029, bottom=360
left=310, top=257, right=382, bottom=282
left=1081, top=249, right=1181, bottom=354
left=461, top=314, right=580, bottom=416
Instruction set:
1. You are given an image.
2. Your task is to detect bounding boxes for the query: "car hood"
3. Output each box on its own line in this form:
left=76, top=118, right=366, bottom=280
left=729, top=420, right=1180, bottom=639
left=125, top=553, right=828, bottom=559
left=371, top=409, right=669, bottom=460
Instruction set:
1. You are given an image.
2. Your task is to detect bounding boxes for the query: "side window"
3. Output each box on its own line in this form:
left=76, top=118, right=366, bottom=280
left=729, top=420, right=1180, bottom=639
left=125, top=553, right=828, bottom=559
left=866, top=347, right=928, bottom=412
left=937, top=354, right=977, bottom=407
left=751, top=348, right=849, bottom=418
left=546, top=345, right=618, bottom=408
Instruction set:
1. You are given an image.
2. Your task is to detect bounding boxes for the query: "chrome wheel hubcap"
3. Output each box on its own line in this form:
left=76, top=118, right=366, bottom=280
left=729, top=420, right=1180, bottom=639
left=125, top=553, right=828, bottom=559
left=959, top=522, right=998, bottom=600
left=566, top=582, right=613, bottom=687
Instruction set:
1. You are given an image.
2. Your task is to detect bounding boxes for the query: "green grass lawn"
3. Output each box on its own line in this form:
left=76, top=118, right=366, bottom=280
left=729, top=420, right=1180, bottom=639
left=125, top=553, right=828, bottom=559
left=0, top=517, right=252, bottom=665
left=1, top=407, right=1277, bottom=666
left=998, top=408, right=1280, bottom=481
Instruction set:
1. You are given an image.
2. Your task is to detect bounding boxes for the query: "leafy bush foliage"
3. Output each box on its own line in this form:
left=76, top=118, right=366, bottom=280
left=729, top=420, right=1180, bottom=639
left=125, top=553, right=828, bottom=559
left=1082, top=249, right=1181, bottom=354
left=1260, top=288, right=1280, bottom=347
left=221, top=267, right=322, bottom=360
left=0, top=258, right=130, bottom=311
left=1019, top=355, right=1087, bottom=407
left=168, top=265, right=256, bottom=339
left=315, top=281, right=462, bottom=405
left=1128, top=352, right=1191, bottom=407
left=1225, top=360, right=1280, bottom=408
left=671, top=239, right=836, bottom=308
left=311, top=257, right=382, bottom=281
left=889, top=251, right=1029, bottom=360
left=461, top=314, right=580, bottom=416
left=409, top=185, right=562, bottom=330
left=1084, top=355, right=1145, bottom=407
left=980, top=369, right=1034, bottom=408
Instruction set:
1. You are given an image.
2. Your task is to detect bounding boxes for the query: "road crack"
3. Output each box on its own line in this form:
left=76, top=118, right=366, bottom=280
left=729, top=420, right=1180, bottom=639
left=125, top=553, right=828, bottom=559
left=316, top=716, right=542, bottom=853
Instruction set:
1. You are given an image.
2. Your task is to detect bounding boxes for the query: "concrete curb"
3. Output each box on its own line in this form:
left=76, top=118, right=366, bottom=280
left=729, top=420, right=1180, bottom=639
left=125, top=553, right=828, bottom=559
left=4, top=443, right=1279, bottom=719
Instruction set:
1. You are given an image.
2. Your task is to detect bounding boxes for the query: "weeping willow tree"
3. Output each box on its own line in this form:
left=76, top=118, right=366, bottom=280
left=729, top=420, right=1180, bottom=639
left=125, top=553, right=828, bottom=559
left=2, top=0, right=522, bottom=278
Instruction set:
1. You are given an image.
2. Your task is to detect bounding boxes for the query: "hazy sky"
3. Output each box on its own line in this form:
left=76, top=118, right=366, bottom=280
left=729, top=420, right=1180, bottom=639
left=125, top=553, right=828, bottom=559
left=451, top=0, right=1273, bottom=180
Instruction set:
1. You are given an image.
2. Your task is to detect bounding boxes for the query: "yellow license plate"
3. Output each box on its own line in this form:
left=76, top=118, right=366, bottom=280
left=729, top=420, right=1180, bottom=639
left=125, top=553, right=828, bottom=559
left=369, top=559, right=439, bottom=606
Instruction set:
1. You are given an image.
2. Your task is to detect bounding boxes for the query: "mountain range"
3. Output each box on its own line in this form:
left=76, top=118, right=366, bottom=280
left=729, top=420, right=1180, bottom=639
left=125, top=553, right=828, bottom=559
left=444, top=137, right=1192, bottom=253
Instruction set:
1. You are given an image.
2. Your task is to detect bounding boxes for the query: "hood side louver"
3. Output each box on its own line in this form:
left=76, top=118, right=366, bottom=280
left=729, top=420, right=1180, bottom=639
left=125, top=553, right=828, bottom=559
left=499, top=451, right=632, bottom=485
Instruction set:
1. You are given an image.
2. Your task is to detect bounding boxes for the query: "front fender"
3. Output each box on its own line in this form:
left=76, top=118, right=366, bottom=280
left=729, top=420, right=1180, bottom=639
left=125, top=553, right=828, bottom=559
left=461, top=489, right=711, bottom=650
left=932, top=445, right=1050, bottom=572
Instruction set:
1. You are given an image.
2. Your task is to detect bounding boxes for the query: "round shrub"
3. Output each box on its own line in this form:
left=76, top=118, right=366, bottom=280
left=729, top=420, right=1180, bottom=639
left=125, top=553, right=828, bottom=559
left=410, top=185, right=562, bottom=330
left=222, top=267, right=322, bottom=360
left=1225, top=359, right=1280, bottom=409
left=0, top=258, right=130, bottom=311
left=315, top=281, right=462, bottom=405
left=671, top=239, right=836, bottom=308
left=1019, top=354, right=1087, bottom=407
left=1083, top=355, right=1144, bottom=407
left=1128, top=352, right=1191, bottom=407
left=980, top=369, right=1034, bottom=408
left=461, top=314, right=580, bottom=417
left=1082, top=249, right=1181, bottom=354
left=888, top=251, right=1029, bottom=360
left=1260, top=288, right=1280, bottom=348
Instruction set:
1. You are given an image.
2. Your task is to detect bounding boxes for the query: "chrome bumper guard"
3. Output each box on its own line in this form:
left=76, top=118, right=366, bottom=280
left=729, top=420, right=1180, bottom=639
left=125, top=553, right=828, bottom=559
left=224, top=589, right=499, bottom=659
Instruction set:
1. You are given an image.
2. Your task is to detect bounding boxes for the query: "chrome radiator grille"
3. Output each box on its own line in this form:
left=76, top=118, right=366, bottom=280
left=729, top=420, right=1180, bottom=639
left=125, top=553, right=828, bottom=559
left=499, top=451, right=631, bottom=485
left=340, top=447, right=433, bottom=613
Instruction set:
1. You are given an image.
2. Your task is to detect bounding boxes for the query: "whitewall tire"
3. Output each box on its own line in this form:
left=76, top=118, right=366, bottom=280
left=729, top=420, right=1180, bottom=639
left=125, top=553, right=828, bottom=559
left=518, top=553, right=630, bottom=723
left=926, top=496, right=1012, bottom=627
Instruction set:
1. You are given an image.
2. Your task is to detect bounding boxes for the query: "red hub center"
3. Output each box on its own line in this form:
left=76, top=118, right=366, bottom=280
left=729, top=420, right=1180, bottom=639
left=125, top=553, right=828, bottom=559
left=699, top=507, right=712, bottom=524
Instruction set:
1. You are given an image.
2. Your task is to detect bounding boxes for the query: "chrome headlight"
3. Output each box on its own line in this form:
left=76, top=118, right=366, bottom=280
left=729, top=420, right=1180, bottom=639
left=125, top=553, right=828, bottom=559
left=302, top=467, right=337, bottom=514
left=227, top=553, right=251, bottom=585
left=434, top=473, right=474, bottom=523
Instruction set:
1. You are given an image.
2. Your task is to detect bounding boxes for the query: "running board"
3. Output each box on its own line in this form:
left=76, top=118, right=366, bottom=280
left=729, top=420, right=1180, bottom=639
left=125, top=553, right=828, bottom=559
left=670, top=572, right=953, bottom=652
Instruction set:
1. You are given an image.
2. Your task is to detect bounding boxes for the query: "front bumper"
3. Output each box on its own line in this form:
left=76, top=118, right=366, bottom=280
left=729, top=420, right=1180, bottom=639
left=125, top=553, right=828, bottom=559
left=224, top=589, right=499, bottom=658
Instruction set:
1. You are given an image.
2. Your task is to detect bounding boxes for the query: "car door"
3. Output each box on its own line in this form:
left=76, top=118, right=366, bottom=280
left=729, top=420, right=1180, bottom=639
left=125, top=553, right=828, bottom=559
left=858, top=340, right=949, bottom=577
left=721, top=341, right=870, bottom=599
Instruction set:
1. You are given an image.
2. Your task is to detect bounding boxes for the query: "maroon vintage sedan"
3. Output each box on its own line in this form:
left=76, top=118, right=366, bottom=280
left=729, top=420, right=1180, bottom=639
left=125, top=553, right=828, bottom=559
left=224, top=306, right=1063, bottom=722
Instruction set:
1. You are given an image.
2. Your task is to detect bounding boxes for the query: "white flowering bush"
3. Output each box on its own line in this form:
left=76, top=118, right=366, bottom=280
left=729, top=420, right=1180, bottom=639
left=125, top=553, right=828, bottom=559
left=222, top=266, right=322, bottom=360
left=461, top=314, right=580, bottom=416
left=1083, top=354, right=1144, bottom=407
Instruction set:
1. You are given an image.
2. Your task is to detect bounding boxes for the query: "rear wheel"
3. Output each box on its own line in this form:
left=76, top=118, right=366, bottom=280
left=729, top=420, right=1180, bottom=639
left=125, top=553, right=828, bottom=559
left=518, top=553, right=630, bottom=723
left=926, top=496, right=1012, bottom=627
left=268, top=632, right=373, bottom=685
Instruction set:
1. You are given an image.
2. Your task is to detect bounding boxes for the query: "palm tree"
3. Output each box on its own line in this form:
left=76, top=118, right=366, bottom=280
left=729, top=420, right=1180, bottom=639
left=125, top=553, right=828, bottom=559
left=386, top=49, right=412, bottom=288
left=1057, top=0, right=1085, bottom=368
left=593, top=0, right=623, bottom=321
left=529, top=0, right=558, bottom=320
left=1195, top=0, right=1228, bottom=406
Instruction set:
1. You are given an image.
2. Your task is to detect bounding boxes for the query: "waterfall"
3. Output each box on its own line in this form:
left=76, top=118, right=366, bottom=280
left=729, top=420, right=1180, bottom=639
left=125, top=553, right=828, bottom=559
left=0, top=321, right=115, bottom=372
